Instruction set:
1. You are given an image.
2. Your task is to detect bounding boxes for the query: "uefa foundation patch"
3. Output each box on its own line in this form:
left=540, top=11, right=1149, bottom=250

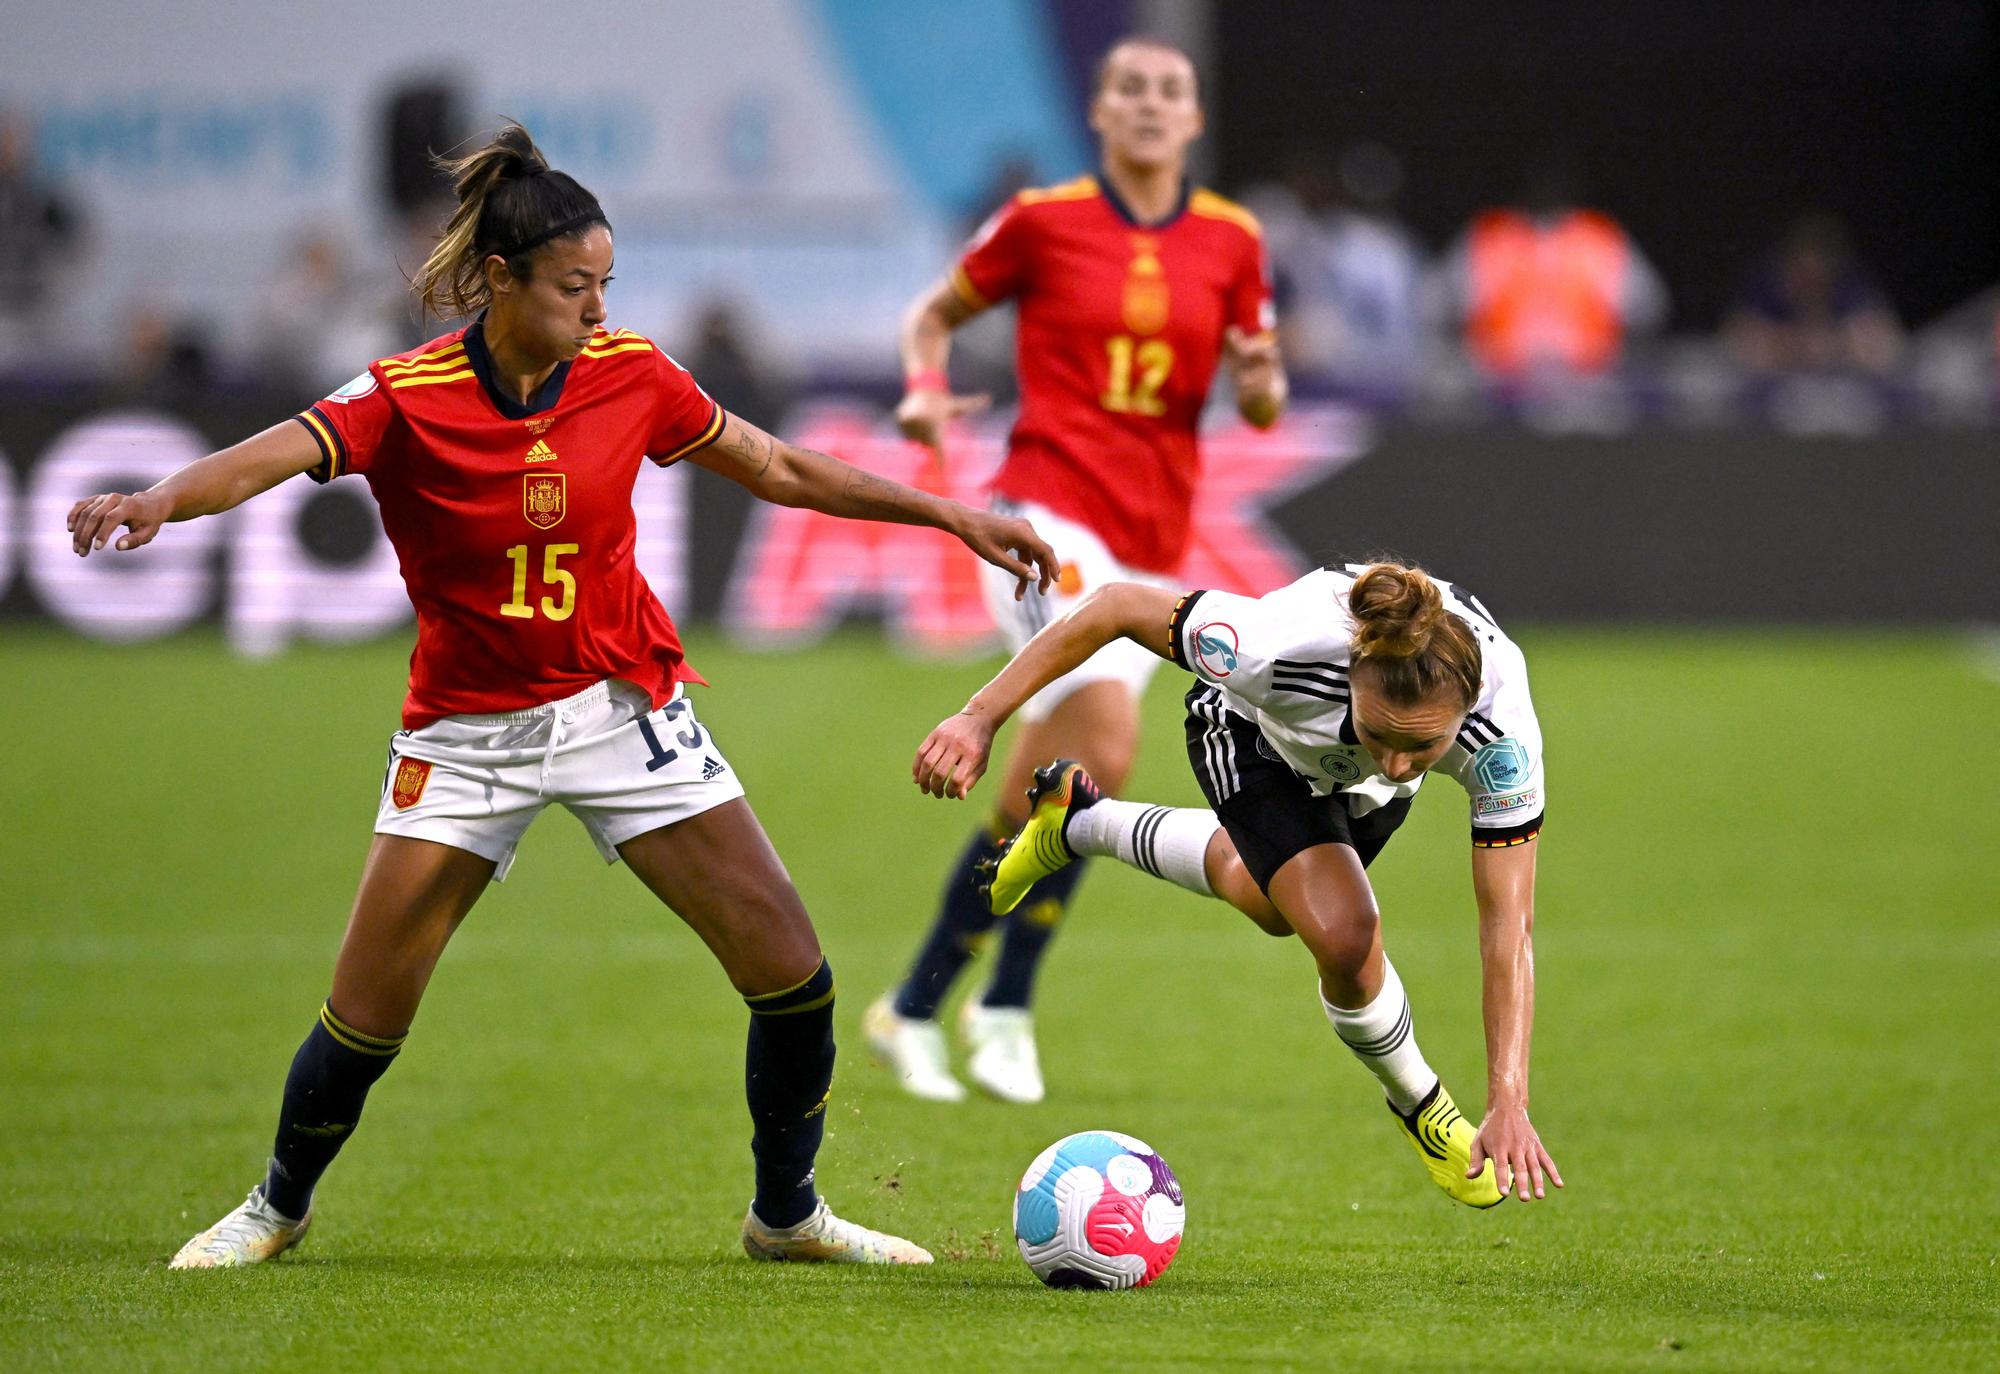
left=391, top=757, right=433, bottom=811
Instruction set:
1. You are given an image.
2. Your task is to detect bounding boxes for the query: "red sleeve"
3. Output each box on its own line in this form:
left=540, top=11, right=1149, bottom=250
left=296, top=368, right=395, bottom=483
left=949, top=198, right=1032, bottom=310
left=646, top=348, right=726, bottom=467
left=1231, top=229, right=1276, bottom=336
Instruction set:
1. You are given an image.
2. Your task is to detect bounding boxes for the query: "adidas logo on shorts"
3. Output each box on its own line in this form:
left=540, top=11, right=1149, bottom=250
left=701, top=756, right=726, bottom=780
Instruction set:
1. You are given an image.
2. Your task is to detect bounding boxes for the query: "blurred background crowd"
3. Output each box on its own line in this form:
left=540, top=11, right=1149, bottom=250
left=1, top=0, right=1992, bottom=440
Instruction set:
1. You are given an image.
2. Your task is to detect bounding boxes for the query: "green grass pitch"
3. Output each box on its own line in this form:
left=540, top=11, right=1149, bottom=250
left=1, top=626, right=1994, bottom=1371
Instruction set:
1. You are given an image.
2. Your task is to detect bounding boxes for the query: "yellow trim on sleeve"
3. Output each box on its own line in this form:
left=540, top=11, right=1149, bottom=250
left=1189, top=188, right=1263, bottom=238
left=1015, top=174, right=1099, bottom=206
left=652, top=403, right=726, bottom=466
left=1471, top=829, right=1541, bottom=849
left=381, top=351, right=469, bottom=379
left=947, top=264, right=990, bottom=312
left=299, top=411, right=341, bottom=478
left=582, top=341, right=655, bottom=359
left=387, top=368, right=477, bottom=390
left=380, top=342, right=467, bottom=373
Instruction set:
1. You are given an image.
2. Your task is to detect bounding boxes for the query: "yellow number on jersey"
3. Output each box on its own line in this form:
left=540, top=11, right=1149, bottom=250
left=501, top=543, right=581, bottom=621
left=1102, top=336, right=1173, bottom=417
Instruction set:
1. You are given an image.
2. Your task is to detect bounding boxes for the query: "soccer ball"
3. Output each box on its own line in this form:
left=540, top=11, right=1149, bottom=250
left=1013, top=1130, right=1184, bottom=1289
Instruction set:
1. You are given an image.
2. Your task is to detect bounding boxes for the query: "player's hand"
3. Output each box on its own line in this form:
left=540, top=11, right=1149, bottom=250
left=955, top=508, right=1057, bottom=601
left=896, top=385, right=990, bottom=465
left=68, top=490, right=170, bottom=556
left=1223, top=326, right=1285, bottom=425
left=1468, top=1103, right=1563, bottom=1203
left=913, top=709, right=997, bottom=800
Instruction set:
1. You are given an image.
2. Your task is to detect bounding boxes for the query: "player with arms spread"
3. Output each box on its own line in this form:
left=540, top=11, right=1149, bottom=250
left=868, top=37, right=1287, bottom=1104
left=67, top=125, right=1056, bottom=1268
left=912, top=562, right=1562, bottom=1208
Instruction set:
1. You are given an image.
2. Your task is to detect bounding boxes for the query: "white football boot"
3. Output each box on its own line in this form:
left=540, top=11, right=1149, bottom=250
left=169, top=1186, right=312, bottom=1269
left=863, top=993, right=967, bottom=1102
left=959, top=999, right=1045, bottom=1104
left=742, top=1197, right=934, bottom=1264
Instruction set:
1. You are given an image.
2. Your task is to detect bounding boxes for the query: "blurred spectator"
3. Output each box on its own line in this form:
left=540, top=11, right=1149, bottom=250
left=960, top=153, right=1039, bottom=242
left=256, top=229, right=406, bottom=399
left=115, top=303, right=214, bottom=406
left=0, top=107, right=84, bottom=366
left=1724, top=212, right=1903, bottom=377
left=1440, top=159, right=1666, bottom=381
left=683, top=300, right=791, bottom=432
left=1258, top=141, right=1430, bottom=399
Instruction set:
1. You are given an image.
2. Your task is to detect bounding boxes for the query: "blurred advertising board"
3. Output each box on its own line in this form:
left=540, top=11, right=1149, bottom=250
left=0, top=399, right=1366, bottom=653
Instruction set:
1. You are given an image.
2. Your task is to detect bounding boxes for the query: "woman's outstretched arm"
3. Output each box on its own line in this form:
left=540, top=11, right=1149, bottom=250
left=913, top=581, right=1181, bottom=800
left=68, top=420, right=324, bottom=556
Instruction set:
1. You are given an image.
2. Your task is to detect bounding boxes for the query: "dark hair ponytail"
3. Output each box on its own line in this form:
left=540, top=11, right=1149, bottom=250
left=412, top=123, right=609, bottom=321
left=1348, top=562, right=1482, bottom=708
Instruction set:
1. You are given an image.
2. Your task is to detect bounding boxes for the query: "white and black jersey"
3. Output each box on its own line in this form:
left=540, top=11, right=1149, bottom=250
left=1167, top=567, right=1545, bottom=847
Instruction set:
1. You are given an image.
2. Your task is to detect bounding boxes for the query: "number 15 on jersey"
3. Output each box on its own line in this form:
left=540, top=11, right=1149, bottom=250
left=501, top=543, right=579, bottom=621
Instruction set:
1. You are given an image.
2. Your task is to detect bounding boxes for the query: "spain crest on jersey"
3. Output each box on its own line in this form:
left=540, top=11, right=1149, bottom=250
left=1122, top=237, right=1171, bottom=335
left=391, top=757, right=433, bottom=811
left=524, top=473, right=565, bottom=530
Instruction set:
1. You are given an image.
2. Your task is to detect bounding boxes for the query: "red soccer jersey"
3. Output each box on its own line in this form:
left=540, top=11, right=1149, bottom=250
left=951, top=174, right=1272, bottom=573
left=295, top=320, right=727, bottom=728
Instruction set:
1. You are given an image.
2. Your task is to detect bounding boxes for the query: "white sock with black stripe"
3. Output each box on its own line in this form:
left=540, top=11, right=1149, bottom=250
left=1321, top=957, right=1438, bottom=1114
left=1064, top=799, right=1218, bottom=897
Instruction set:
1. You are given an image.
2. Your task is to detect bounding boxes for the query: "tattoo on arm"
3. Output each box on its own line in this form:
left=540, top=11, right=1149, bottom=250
left=730, top=424, right=777, bottom=478
left=836, top=459, right=924, bottom=520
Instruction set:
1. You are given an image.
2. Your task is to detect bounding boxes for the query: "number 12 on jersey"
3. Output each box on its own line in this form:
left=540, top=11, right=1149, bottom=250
left=501, top=543, right=579, bottom=621
left=1102, top=336, right=1173, bottom=416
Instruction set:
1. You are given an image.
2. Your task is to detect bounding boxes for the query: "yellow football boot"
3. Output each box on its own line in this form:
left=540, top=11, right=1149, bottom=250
left=1390, top=1081, right=1504, bottom=1208
left=977, top=760, right=1101, bottom=915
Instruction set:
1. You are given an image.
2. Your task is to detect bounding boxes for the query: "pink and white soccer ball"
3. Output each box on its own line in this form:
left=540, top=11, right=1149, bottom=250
left=1013, top=1130, right=1185, bottom=1289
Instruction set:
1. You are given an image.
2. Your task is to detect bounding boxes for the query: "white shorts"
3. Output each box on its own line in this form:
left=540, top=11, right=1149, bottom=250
left=374, top=679, right=745, bottom=881
left=979, top=500, right=1178, bottom=723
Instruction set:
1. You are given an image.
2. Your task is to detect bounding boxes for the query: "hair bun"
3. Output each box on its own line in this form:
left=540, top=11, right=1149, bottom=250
left=490, top=122, right=549, bottom=180
left=1349, top=563, right=1445, bottom=660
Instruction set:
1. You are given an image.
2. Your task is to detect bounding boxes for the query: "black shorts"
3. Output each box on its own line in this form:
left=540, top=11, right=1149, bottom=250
left=1183, top=683, right=1411, bottom=893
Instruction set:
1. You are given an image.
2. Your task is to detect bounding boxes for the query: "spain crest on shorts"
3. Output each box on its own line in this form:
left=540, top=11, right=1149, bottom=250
left=391, top=757, right=433, bottom=811
left=524, top=473, right=565, bottom=530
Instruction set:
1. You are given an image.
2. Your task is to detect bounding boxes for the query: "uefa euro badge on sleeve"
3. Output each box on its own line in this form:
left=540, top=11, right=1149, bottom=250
left=524, top=473, right=566, bottom=531
left=1192, top=622, right=1239, bottom=678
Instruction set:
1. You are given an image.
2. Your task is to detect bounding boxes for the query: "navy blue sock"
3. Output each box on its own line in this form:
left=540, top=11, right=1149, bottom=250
left=893, top=825, right=1008, bottom=1020
left=982, top=860, right=1089, bottom=1009
left=262, top=1003, right=404, bottom=1220
left=744, top=958, right=836, bottom=1229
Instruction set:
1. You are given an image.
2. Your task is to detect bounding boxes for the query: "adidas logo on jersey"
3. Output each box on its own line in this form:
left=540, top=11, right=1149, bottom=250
left=524, top=440, right=560, bottom=463
left=701, top=756, right=726, bottom=780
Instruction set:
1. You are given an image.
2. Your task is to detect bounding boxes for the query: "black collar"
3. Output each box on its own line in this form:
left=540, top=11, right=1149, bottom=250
left=465, top=312, right=573, bottom=420
left=1097, top=170, right=1191, bottom=229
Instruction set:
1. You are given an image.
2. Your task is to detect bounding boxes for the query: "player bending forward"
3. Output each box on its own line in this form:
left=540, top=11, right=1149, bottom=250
left=913, top=562, right=1562, bottom=1207
left=69, top=124, right=1057, bottom=1268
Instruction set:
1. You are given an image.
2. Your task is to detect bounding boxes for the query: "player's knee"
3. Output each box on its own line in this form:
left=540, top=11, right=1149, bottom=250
left=1301, top=904, right=1379, bottom=976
